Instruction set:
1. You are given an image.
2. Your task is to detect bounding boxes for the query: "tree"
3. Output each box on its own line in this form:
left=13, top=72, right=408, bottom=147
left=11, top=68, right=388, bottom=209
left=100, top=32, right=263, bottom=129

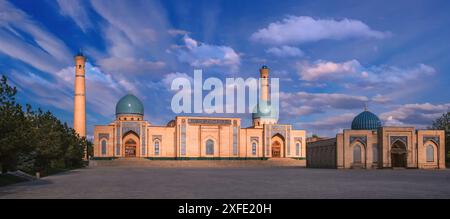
left=1, top=74, right=89, bottom=174
left=0, top=75, right=28, bottom=173
left=430, top=111, right=450, bottom=164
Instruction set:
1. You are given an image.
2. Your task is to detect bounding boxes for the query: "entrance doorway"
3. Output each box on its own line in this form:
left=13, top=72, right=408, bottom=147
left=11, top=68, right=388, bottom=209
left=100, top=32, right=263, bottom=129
left=272, top=141, right=281, bottom=158
left=125, top=139, right=137, bottom=157
left=271, top=134, right=285, bottom=158
left=391, top=141, right=407, bottom=168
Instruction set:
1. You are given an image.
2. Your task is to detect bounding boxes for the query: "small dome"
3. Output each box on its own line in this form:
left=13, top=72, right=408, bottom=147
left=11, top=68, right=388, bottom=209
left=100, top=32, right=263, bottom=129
left=252, top=101, right=278, bottom=120
left=351, top=110, right=382, bottom=130
left=115, top=94, right=144, bottom=116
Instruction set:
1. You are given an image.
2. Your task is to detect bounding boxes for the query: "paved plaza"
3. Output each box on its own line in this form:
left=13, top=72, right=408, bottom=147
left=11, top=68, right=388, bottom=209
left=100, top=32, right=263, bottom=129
left=1, top=165, right=450, bottom=199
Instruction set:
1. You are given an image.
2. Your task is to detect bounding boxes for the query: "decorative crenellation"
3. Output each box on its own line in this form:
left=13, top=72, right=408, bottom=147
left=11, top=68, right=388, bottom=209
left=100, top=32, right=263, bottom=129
left=390, top=136, right=408, bottom=145
left=423, top=136, right=440, bottom=145
left=350, top=135, right=367, bottom=146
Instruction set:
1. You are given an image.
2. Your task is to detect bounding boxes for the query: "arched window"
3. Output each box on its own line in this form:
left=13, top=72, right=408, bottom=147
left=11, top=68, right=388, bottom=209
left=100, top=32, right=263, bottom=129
left=154, top=140, right=160, bottom=156
left=353, top=145, right=362, bottom=164
left=206, top=139, right=214, bottom=155
left=426, top=145, right=434, bottom=162
left=296, top=142, right=301, bottom=156
left=252, top=142, right=257, bottom=155
left=372, top=144, right=378, bottom=163
left=101, top=140, right=107, bottom=155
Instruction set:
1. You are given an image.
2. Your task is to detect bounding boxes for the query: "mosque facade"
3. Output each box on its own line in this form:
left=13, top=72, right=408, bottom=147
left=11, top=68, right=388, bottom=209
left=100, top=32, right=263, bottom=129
left=90, top=63, right=306, bottom=159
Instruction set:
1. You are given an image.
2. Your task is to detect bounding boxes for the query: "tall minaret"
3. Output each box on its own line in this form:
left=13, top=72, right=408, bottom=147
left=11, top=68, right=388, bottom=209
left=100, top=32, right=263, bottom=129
left=73, top=52, right=86, bottom=138
left=260, top=65, right=270, bottom=101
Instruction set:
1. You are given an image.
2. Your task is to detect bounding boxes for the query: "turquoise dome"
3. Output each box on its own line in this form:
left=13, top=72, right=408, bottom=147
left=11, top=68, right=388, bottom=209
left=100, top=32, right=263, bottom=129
left=252, top=101, right=279, bottom=120
left=115, top=94, right=144, bottom=115
left=351, top=110, right=382, bottom=130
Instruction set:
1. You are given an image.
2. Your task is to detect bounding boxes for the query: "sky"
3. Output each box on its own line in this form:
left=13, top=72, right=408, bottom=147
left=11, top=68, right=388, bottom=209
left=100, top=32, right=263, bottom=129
left=1, top=0, right=449, bottom=138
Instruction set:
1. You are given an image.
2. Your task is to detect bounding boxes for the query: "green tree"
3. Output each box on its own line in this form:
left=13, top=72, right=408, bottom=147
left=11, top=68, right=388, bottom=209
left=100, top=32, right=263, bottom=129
left=1, top=74, right=88, bottom=175
left=0, top=75, right=29, bottom=173
left=430, top=111, right=450, bottom=164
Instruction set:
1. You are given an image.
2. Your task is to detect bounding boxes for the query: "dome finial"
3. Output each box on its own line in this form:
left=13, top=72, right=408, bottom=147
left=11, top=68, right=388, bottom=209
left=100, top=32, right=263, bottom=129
left=364, top=102, right=369, bottom=111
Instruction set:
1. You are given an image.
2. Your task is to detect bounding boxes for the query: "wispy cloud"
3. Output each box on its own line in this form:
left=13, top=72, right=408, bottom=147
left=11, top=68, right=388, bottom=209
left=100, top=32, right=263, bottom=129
left=380, top=103, right=450, bottom=127
left=251, top=16, right=390, bottom=45
left=0, top=1, right=72, bottom=73
left=56, top=0, right=93, bottom=32
left=266, top=46, right=304, bottom=57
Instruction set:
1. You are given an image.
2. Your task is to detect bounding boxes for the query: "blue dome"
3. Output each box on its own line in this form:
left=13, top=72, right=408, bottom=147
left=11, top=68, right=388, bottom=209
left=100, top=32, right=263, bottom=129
left=115, top=94, right=144, bottom=115
left=252, top=101, right=278, bottom=120
left=351, top=110, right=382, bottom=130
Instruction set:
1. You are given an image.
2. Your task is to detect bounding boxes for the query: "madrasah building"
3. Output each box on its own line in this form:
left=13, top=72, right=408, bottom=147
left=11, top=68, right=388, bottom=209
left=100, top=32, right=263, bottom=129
left=307, top=107, right=446, bottom=169
left=70, top=53, right=307, bottom=159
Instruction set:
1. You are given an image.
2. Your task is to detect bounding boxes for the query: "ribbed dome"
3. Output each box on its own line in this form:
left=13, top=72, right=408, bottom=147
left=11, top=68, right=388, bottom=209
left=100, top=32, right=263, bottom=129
left=351, top=110, right=382, bottom=130
left=252, top=101, right=278, bottom=120
left=115, top=94, right=144, bottom=116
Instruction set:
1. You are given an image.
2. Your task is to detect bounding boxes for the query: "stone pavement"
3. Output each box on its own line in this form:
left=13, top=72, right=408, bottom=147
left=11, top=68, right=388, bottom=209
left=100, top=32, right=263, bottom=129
left=1, top=165, right=450, bottom=199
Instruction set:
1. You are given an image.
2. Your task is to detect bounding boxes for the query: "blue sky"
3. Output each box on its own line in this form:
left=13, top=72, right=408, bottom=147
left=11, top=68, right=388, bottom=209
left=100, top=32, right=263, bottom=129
left=1, top=0, right=449, bottom=138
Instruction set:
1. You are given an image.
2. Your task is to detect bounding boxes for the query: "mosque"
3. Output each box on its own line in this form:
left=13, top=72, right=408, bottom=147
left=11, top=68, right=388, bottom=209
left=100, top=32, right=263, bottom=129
left=70, top=54, right=307, bottom=159
left=72, top=52, right=445, bottom=168
left=307, top=108, right=446, bottom=169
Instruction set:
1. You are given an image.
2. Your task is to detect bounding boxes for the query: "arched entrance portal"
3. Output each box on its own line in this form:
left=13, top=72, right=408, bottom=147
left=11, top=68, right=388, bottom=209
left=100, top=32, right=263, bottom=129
left=391, top=140, right=407, bottom=168
left=271, top=134, right=285, bottom=158
left=125, top=139, right=137, bottom=157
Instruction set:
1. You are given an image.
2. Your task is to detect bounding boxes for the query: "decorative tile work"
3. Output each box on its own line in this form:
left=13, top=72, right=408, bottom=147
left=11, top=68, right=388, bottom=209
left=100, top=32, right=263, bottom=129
left=152, top=135, right=162, bottom=141
left=287, top=126, right=291, bottom=155
left=116, top=125, right=120, bottom=155
left=265, top=125, right=270, bottom=156
left=390, top=136, right=408, bottom=145
left=423, top=136, right=440, bottom=145
left=181, top=124, right=186, bottom=155
left=233, top=126, right=238, bottom=155
left=141, top=125, right=146, bottom=156
left=294, top=137, right=303, bottom=142
left=350, top=135, right=367, bottom=146
left=188, top=119, right=232, bottom=125
left=98, top=133, right=110, bottom=140
left=122, top=122, right=140, bottom=137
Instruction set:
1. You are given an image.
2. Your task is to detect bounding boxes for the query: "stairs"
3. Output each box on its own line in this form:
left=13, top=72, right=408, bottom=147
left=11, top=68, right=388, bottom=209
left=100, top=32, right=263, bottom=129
left=90, top=157, right=306, bottom=168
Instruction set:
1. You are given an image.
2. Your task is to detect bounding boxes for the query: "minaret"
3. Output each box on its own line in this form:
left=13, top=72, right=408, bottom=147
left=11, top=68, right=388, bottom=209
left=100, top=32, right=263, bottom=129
left=73, top=52, right=86, bottom=138
left=260, top=65, right=269, bottom=101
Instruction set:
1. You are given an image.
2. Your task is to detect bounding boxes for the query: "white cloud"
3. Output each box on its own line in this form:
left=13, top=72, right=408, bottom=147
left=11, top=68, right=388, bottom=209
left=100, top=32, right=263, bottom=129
left=176, top=35, right=240, bottom=72
left=296, top=60, right=436, bottom=92
left=297, top=59, right=361, bottom=81
left=380, top=103, right=450, bottom=127
left=11, top=63, right=128, bottom=117
left=96, top=57, right=165, bottom=75
left=56, top=0, right=92, bottom=32
left=251, top=16, right=389, bottom=45
left=266, top=46, right=304, bottom=57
